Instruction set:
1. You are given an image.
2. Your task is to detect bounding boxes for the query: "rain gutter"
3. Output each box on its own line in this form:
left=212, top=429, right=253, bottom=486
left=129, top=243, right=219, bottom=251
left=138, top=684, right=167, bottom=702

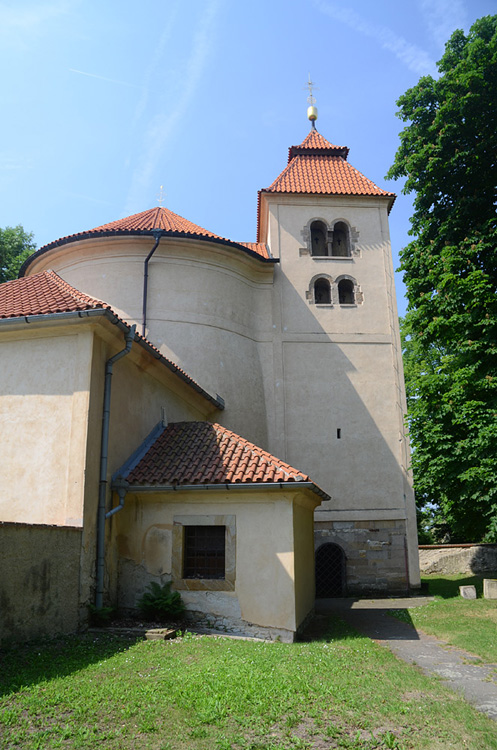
left=111, top=480, right=330, bottom=502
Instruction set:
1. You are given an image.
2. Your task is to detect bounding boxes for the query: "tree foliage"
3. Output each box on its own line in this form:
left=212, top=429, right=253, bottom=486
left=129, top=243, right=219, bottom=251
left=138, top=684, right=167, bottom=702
left=388, top=16, right=497, bottom=542
left=0, top=225, right=36, bottom=283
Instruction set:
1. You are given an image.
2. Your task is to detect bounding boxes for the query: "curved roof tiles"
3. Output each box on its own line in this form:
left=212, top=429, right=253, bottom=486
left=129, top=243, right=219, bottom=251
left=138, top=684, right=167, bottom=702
left=20, top=206, right=271, bottom=276
left=121, top=420, right=328, bottom=496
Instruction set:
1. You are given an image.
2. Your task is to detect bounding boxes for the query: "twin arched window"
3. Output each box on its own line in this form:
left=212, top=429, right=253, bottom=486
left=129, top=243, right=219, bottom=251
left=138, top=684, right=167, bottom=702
left=310, top=220, right=350, bottom=257
left=312, top=275, right=359, bottom=306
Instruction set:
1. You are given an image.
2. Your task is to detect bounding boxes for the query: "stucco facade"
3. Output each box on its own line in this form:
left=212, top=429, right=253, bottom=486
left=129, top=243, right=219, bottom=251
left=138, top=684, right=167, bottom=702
left=0, top=125, right=420, bottom=643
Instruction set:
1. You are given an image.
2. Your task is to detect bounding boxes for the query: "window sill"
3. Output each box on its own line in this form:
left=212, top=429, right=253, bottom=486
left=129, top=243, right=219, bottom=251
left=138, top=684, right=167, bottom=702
left=311, top=255, right=354, bottom=261
left=339, top=303, right=357, bottom=308
left=173, top=577, right=235, bottom=592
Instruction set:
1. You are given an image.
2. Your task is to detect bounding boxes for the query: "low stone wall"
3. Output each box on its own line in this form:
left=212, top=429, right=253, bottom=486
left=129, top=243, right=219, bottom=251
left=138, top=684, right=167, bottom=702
left=315, top=519, right=409, bottom=595
left=419, top=544, right=497, bottom=575
left=0, top=522, right=83, bottom=644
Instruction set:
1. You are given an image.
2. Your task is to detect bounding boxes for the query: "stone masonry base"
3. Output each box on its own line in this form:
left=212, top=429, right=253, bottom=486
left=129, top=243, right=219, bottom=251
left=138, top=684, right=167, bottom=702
left=315, top=518, right=409, bottom=595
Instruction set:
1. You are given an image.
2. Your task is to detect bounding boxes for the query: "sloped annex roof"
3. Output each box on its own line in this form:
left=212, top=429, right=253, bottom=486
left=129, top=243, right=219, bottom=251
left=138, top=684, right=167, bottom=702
left=113, top=420, right=329, bottom=500
left=257, top=129, right=395, bottom=240
left=20, top=206, right=272, bottom=277
left=0, top=270, right=224, bottom=410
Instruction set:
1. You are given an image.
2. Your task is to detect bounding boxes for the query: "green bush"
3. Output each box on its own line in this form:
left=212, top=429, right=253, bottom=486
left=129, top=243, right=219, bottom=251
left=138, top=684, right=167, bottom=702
left=137, top=581, right=185, bottom=619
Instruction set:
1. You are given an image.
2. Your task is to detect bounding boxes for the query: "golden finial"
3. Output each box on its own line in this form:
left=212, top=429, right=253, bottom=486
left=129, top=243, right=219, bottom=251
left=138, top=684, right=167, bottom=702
left=157, top=185, right=166, bottom=206
left=305, top=73, right=318, bottom=129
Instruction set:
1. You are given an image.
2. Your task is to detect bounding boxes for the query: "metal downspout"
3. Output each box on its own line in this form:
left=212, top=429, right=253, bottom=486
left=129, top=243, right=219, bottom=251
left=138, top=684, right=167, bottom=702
left=95, top=324, right=136, bottom=610
left=142, top=230, right=162, bottom=337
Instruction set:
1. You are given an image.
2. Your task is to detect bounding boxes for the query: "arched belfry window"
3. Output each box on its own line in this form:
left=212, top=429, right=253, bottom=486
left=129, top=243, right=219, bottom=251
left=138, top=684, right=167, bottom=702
left=331, top=222, right=350, bottom=257
left=310, top=220, right=328, bottom=257
left=338, top=278, right=355, bottom=304
left=314, top=277, right=331, bottom=304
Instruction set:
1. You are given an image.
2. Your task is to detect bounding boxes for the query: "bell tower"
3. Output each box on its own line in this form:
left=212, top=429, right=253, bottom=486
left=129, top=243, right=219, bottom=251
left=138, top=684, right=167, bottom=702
left=257, top=102, right=420, bottom=593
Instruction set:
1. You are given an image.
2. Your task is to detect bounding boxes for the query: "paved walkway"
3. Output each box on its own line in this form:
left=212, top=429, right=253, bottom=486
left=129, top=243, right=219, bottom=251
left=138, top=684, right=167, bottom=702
left=314, top=597, right=497, bottom=721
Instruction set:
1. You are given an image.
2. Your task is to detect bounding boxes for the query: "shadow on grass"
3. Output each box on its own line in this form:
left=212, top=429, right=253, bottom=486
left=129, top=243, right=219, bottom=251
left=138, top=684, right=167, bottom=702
left=0, top=632, right=140, bottom=698
left=299, top=614, right=363, bottom=642
left=422, top=572, right=497, bottom=599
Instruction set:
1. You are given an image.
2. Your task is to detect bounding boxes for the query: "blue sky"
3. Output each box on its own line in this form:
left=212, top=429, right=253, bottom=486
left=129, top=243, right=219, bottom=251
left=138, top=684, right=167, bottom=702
left=1, top=0, right=494, bottom=314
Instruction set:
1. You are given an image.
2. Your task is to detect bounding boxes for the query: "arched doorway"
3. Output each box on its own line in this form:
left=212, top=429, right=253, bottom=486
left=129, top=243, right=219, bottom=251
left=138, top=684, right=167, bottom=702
left=315, top=543, right=346, bottom=597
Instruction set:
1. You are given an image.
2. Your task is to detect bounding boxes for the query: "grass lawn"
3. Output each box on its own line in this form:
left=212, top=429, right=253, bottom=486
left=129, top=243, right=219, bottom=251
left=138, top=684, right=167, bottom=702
left=390, top=573, right=497, bottom=663
left=1, top=617, right=496, bottom=750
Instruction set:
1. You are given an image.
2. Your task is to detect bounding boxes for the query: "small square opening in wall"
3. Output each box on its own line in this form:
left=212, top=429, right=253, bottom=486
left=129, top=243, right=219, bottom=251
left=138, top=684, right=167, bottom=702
left=183, top=525, right=226, bottom=579
left=337, top=429, right=341, bottom=439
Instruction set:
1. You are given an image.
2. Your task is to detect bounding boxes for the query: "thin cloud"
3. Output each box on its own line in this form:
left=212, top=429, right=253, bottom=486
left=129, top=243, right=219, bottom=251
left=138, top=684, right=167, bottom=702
left=419, top=0, right=467, bottom=51
left=69, top=68, right=140, bottom=89
left=124, top=0, right=223, bottom=215
left=313, top=0, right=436, bottom=76
left=0, top=1, right=76, bottom=47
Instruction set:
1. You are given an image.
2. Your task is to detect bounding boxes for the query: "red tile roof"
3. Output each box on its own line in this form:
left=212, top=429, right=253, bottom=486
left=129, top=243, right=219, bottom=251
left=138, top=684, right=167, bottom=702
left=257, top=129, right=395, bottom=241
left=0, top=271, right=224, bottom=409
left=91, top=206, right=224, bottom=238
left=288, top=130, right=350, bottom=160
left=264, top=130, right=395, bottom=199
left=122, top=421, right=325, bottom=491
left=20, top=207, right=272, bottom=276
left=0, top=269, right=110, bottom=318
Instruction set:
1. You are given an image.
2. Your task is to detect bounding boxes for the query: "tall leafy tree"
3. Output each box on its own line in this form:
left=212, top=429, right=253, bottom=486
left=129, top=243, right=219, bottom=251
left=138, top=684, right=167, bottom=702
left=0, top=225, right=36, bottom=283
left=388, top=16, right=497, bottom=542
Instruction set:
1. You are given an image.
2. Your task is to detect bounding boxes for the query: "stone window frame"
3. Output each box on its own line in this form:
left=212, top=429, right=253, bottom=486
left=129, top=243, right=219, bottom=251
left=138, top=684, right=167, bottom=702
left=172, top=514, right=236, bottom=591
left=336, top=274, right=363, bottom=306
left=300, top=217, right=360, bottom=258
left=306, top=273, right=363, bottom=306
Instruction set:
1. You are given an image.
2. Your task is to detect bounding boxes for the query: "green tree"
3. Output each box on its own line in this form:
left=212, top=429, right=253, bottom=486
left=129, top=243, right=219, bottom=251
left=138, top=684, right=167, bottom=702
left=0, top=225, right=36, bottom=283
left=388, top=16, right=497, bottom=542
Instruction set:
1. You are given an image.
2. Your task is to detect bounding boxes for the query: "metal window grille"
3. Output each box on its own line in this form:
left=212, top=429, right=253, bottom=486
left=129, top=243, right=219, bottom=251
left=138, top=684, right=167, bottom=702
left=315, top=543, right=345, bottom=598
left=183, top=525, right=226, bottom=579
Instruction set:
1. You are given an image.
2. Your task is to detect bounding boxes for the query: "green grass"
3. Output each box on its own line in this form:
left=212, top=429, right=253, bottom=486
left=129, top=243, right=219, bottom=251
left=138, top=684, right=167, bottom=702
left=1, top=618, right=496, bottom=750
left=390, top=573, right=497, bottom=663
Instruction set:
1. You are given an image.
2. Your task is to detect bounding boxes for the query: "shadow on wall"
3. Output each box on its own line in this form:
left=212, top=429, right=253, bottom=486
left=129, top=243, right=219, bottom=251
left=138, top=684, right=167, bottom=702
left=270, top=265, right=408, bottom=510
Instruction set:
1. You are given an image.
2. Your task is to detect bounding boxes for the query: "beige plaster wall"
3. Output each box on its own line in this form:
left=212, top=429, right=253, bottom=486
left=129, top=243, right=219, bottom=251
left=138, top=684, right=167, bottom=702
left=27, top=237, right=274, bottom=448
left=293, top=494, right=318, bottom=628
left=81, top=323, right=216, bottom=608
left=112, top=490, right=317, bottom=634
left=0, top=328, right=93, bottom=526
left=0, top=522, right=82, bottom=643
left=261, top=193, right=419, bottom=587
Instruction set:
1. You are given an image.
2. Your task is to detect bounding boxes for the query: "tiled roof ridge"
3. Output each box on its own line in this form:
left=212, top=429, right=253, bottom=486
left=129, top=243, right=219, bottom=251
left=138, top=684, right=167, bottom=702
left=44, top=269, right=110, bottom=310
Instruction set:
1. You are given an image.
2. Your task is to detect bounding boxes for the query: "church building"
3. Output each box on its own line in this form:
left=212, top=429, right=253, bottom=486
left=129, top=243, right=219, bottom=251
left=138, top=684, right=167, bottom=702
left=0, top=115, right=419, bottom=643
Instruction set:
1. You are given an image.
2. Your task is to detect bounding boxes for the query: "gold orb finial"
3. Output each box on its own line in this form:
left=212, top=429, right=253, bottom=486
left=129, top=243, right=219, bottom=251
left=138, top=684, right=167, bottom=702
left=304, top=73, right=318, bottom=129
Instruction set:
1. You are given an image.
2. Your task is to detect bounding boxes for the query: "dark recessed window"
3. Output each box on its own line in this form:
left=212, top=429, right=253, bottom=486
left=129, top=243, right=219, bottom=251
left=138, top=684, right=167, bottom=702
left=314, top=277, right=331, bottom=304
left=310, top=221, right=328, bottom=256
left=331, top=222, right=350, bottom=257
left=183, top=525, right=226, bottom=579
left=338, top=279, right=355, bottom=304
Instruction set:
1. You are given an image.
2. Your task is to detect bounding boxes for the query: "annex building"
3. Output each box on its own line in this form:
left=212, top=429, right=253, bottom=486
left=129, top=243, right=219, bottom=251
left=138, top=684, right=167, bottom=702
left=0, top=125, right=420, bottom=643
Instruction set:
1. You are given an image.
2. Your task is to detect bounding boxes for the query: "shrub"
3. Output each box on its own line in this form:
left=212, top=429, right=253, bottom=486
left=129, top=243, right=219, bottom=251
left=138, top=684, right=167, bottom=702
left=137, top=581, right=185, bottom=619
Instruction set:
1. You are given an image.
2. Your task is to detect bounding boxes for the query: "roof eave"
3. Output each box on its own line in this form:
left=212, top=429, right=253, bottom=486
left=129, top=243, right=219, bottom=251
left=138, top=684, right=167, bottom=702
left=112, top=479, right=330, bottom=502
left=19, top=229, right=276, bottom=277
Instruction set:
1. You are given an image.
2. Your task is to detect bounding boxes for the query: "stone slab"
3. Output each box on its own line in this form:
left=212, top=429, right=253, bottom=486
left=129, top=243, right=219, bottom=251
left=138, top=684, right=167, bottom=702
left=483, top=579, right=497, bottom=599
left=459, top=585, right=477, bottom=599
